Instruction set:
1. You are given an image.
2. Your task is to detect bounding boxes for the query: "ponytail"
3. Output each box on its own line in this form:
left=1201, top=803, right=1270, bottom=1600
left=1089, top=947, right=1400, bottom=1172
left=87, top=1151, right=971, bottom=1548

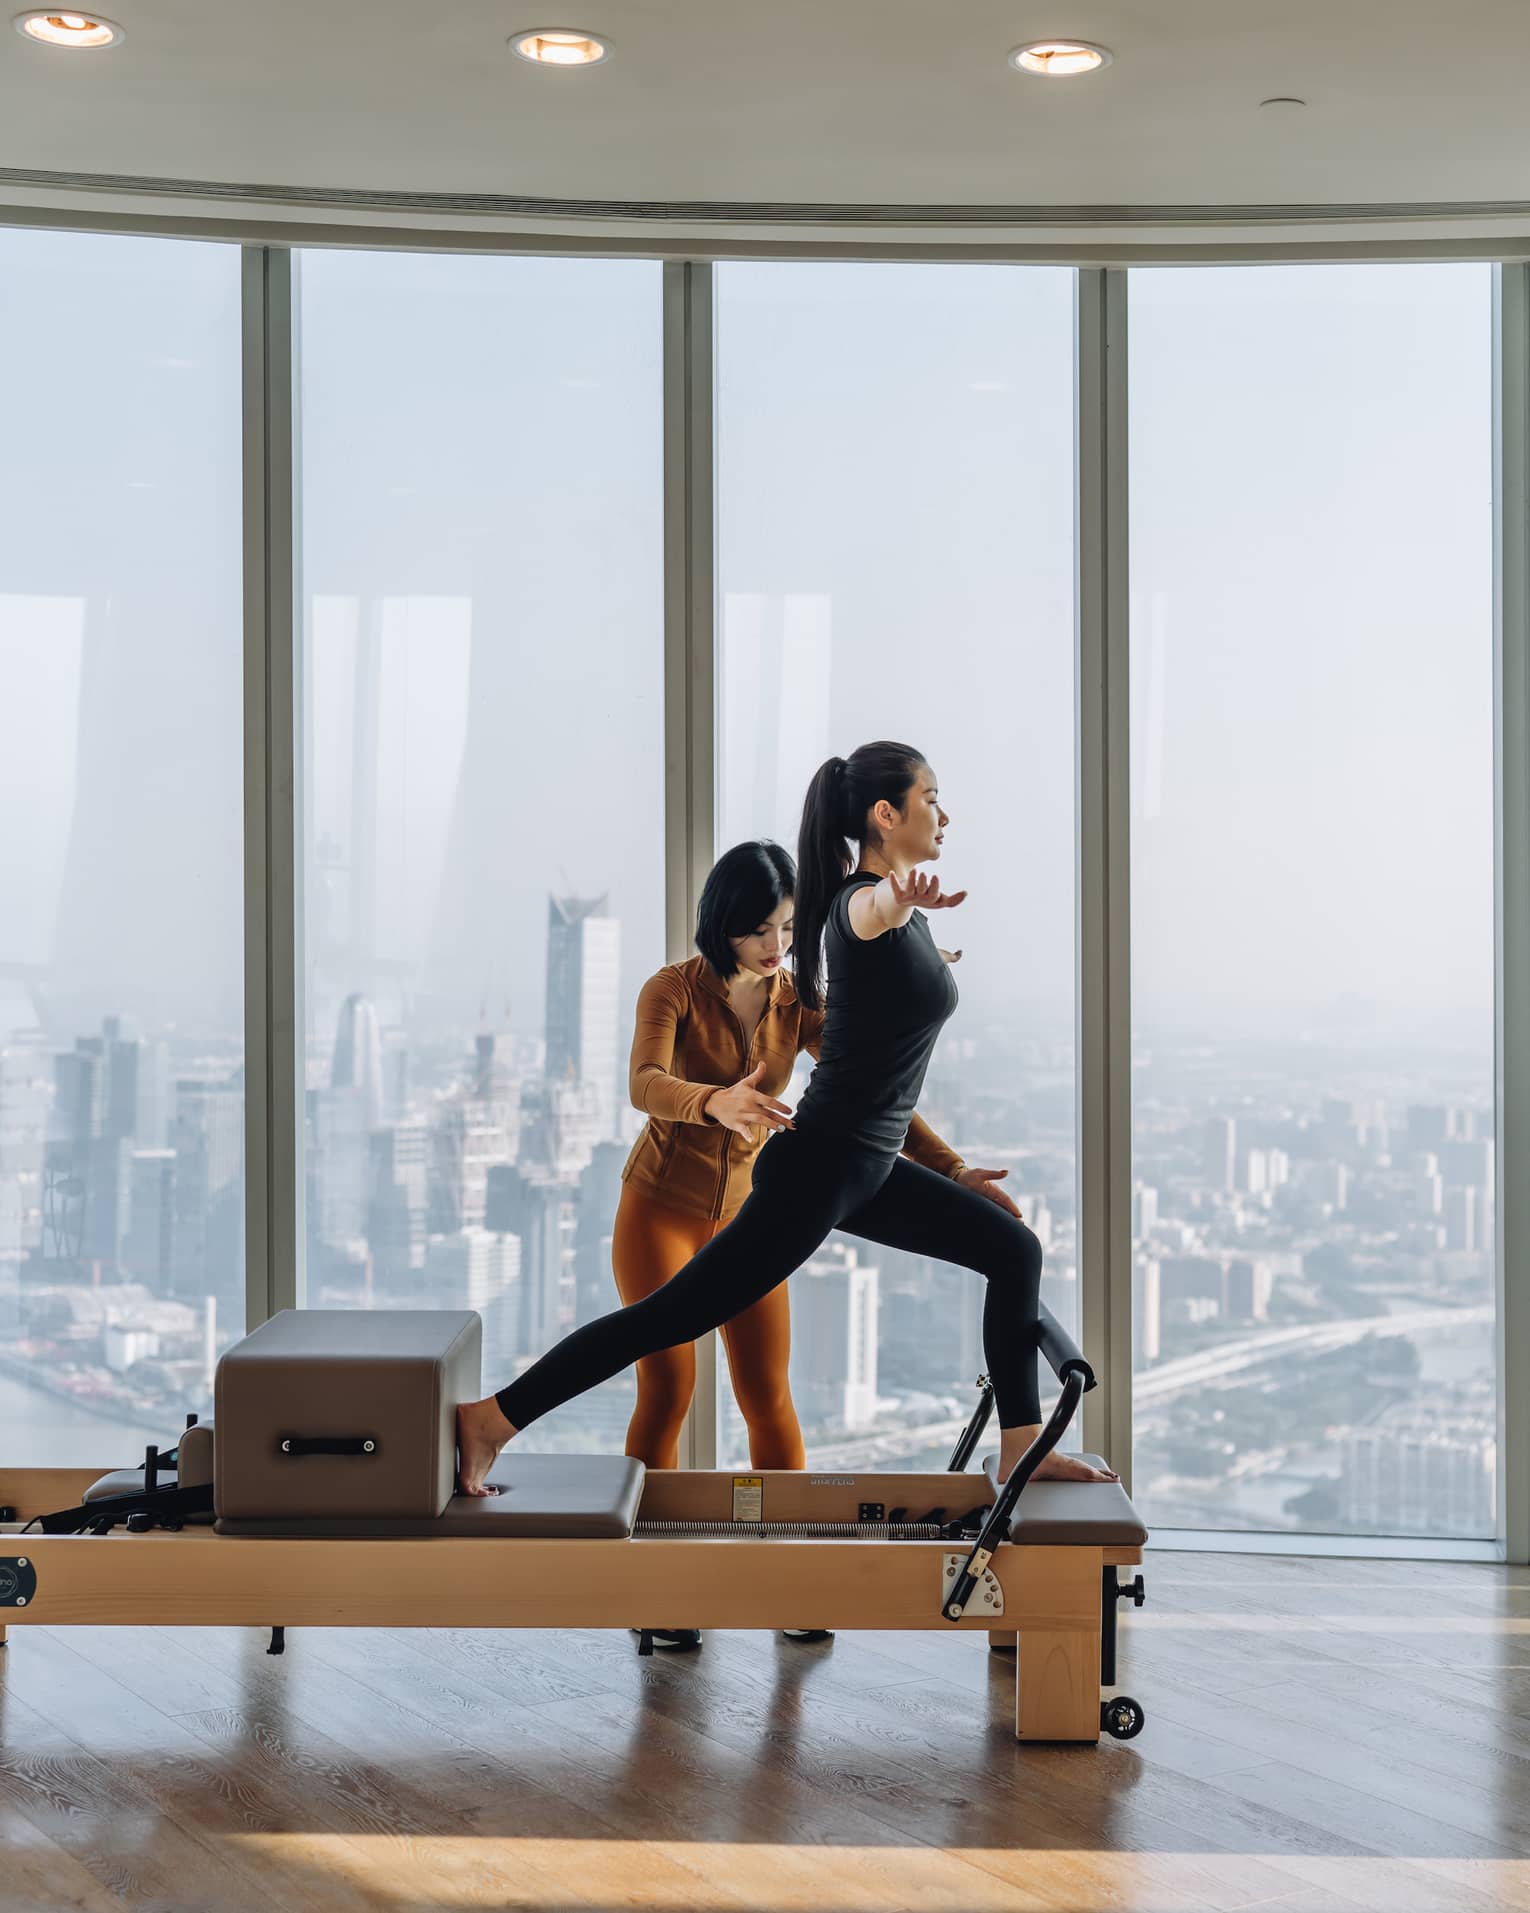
left=792, top=740, right=926, bottom=1012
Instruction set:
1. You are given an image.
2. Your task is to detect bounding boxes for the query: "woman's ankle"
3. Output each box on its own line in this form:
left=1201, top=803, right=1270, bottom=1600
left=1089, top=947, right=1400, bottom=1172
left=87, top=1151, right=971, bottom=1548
left=997, top=1424, right=1042, bottom=1479
left=464, top=1397, right=517, bottom=1443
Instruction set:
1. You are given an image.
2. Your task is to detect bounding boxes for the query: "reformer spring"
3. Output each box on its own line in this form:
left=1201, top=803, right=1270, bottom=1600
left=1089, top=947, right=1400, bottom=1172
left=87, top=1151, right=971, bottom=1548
left=633, top=1519, right=947, bottom=1540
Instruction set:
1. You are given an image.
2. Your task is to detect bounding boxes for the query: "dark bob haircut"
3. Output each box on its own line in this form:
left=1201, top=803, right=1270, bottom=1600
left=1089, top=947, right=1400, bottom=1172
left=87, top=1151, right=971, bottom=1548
left=694, top=841, right=796, bottom=978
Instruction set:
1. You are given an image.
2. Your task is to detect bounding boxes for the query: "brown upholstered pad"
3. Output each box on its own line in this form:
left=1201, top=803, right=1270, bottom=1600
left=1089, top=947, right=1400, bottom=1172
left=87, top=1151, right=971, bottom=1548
left=84, top=1425, right=212, bottom=1502
left=85, top=1466, right=172, bottom=1502
left=982, top=1455, right=1148, bottom=1546
left=215, top=1452, right=646, bottom=1539
left=215, top=1309, right=481, bottom=1522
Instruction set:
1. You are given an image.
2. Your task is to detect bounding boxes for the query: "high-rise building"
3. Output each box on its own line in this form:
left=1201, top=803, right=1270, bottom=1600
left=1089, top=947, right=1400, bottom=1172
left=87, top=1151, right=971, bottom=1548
left=1201, top=1116, right=1236, bottom=1193
left=1341, top=1412, right=1495, bottom=1536
left=574, top=1140, right=627, bottom=1324
left=0, top=1038, right=51, bottom=1184
left=1027, top=1197, right=1054, bottom=1252
left=1240, top=1147, right=1288, bottom=1196
left=381, top=1036, right=411, bottom=1125
left=546, top=893, right=621, bottom=1141
left=331, top=993, right=384, bottom=1130
left=426, top=1030, right=518, bottom=1237
left=518, top=1076, right=601, bottom=1178
left=1444, top=1186, right=1482, bottom=1254
left=0, top=1174, right=26, bottom=1332
left=53, top=1037, right=108, bottom=1145
left=790, top=1240, right=880, bottom=1433
left=1160, top=1254, right=1223, bottom=1306
left=49, top=1029, right=136, bottom=1267
left=310, top=1083, right=371, bottom=1250
left=171, top=1078, right=244, bottom=1309
left=104, top=1019, right=171, bottom=1150
left=125, top=1148, right=176, bottom=1288
left=1132, top=1182, right=1159, bottom=1239
left=1441, top=1137, right=1495, bottom=1253
left=1317, top=1161, right=1350, bottom=1211
left=367, top=1122, right=428, bottom=1287
left=1224, top=1257, right=1272, bottom=1321
left=1134, top=1255, right=1161, bottom=1364
left=1406, top=1105, right=1454, bottom=1152
left=486, top=1163, right=571, bottom=1360
left=425, top=1225, right=521, bottom=1315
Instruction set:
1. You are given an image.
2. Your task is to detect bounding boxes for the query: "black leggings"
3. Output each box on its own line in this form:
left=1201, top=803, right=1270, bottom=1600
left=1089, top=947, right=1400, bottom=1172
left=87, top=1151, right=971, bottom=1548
left=495, top=1124, right=1046, bottom=1433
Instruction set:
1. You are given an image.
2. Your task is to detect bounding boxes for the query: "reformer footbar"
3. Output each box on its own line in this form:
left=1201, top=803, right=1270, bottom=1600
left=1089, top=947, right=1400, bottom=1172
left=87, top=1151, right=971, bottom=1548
left=944, top=1374, right=996, bottom=1473
left=942, top=1314, right=1097, bottom=1623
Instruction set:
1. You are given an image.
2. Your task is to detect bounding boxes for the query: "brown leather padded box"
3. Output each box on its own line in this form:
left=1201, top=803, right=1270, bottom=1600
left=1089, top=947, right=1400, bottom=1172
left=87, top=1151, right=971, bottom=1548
left=214, top=1309, right=481, bottom=1522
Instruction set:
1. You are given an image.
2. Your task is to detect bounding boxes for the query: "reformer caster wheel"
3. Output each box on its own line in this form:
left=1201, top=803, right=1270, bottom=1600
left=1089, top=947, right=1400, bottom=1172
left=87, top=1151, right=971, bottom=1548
left=1101, top=1696, right=1145, bottom=1741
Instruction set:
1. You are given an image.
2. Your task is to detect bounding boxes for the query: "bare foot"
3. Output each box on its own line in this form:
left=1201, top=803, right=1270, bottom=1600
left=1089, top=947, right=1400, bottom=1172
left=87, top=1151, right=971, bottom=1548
left=997, top=1424, right=1120, bottom=1485
left=456, top=1398, right=515, bottom=1496
left=1030, top=1451, right=1120, bottom=1484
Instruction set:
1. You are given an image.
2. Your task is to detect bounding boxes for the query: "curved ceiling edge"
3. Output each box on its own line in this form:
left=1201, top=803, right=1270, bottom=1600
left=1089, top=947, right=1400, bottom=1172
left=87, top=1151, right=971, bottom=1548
left=5, top=165, right=1530, bottom=230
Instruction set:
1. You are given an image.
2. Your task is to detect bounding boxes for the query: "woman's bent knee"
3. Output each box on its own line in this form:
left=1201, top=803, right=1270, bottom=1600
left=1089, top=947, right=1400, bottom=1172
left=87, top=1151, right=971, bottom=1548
left=980, top=1216, right=1043, bottom=1296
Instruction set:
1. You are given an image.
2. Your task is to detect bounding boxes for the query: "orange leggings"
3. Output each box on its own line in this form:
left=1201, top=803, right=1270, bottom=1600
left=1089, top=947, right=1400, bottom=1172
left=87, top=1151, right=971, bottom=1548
left=612, top=1183, right=806, bottom=1470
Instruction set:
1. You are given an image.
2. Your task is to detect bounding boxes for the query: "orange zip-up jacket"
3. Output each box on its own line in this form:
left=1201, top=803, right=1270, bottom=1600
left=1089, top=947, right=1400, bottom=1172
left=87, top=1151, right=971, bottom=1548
left=619, top=954, right=965, bottom=1224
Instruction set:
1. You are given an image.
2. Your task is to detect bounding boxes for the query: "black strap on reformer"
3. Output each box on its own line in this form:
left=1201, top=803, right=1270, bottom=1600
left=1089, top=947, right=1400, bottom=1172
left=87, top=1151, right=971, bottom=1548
left=277, top=1435, right=379, bottom=1458
left=33, top=1480, right=214, bottom=1536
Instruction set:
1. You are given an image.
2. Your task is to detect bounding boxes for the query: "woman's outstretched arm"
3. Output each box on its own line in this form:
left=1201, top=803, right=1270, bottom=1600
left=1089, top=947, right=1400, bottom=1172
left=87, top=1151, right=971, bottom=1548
left=847, top=869, right=969, bottom=940
left=628, top=969, right=718, bottom=1125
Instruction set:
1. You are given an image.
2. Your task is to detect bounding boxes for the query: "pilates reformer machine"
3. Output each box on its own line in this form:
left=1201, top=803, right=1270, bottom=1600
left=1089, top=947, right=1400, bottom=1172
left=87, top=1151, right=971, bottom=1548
left=0, top=1306, right=1148, bottom=1743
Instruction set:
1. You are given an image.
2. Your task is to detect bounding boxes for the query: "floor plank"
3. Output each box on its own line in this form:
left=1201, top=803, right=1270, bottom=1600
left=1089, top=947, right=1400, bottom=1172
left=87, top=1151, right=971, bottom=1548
left=3, top=1551, right=1530, bottom=1911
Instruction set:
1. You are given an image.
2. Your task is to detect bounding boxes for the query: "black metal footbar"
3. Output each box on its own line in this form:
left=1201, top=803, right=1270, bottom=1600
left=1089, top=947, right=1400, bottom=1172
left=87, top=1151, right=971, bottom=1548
left=941, top=1365, right=1091, bottom=1621
left=937, top=1311, right=1147, bottom=1740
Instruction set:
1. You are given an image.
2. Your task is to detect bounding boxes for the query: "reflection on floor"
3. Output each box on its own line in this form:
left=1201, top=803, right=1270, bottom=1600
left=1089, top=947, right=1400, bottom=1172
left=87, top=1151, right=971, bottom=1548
left=2, top=1551, right=1529, bottom=1911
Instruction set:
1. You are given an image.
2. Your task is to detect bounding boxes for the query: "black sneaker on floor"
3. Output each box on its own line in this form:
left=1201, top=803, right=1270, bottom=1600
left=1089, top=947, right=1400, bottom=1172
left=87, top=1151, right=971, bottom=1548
left=781, top=1628, right=834, bottom=1643
left=632, top=1627, right=702, bottom=1652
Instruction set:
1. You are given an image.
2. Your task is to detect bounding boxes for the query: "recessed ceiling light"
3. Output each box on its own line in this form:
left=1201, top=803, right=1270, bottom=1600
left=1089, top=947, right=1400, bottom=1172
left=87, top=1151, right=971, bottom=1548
left=509, top=27, right=608, bottom=67
left=1009, top=40, right=1112, bottom=77
left=13, top=9, right=124, bottom=47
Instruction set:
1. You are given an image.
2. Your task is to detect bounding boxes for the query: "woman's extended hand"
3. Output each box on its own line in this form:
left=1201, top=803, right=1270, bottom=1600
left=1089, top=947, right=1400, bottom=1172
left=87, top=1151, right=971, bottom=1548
left=954, top=1165, right=1023, bottom=1219
left=887, top=868, right=968, bottom=913
left=704, top=1063, right=795, bottom=1140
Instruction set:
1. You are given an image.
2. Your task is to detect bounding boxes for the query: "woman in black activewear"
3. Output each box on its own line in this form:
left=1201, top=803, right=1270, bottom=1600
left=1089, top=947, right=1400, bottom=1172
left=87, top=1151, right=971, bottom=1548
left=456, top=740, right=1119, bottom=1495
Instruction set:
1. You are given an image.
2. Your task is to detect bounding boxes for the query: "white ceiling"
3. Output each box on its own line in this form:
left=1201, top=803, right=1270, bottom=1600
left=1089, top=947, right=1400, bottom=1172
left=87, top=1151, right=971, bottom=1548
left=2, top=0, right=1529, bottom=218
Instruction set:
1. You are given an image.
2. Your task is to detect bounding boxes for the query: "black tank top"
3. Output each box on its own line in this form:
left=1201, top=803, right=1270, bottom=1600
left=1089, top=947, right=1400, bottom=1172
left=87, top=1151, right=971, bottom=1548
left=794, top=872, right=959, bottom=1155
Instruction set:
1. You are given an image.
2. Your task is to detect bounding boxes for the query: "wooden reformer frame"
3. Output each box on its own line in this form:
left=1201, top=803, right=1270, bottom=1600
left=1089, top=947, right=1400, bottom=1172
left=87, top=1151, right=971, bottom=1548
left=0, top=1463, right=1142, bottom=1742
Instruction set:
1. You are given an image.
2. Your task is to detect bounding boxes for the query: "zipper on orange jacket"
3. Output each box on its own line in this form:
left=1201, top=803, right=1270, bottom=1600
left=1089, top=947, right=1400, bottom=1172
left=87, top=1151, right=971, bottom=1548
left=714, top=992, right=768, bottom=1222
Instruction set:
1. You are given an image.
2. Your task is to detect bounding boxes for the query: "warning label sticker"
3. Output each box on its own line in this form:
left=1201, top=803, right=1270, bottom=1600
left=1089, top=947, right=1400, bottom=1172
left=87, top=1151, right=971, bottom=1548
left=731, top=1475, right=764, bottom=1522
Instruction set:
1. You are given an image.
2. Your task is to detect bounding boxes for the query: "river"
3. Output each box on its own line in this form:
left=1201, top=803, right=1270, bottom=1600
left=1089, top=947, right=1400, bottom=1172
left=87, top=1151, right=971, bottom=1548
left=0, top=1367, right=173, bottom=1468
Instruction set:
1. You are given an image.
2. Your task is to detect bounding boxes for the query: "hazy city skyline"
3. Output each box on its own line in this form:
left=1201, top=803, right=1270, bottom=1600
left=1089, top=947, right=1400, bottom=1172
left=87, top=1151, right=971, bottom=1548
left=0, top=233, right=1500, bottom=1539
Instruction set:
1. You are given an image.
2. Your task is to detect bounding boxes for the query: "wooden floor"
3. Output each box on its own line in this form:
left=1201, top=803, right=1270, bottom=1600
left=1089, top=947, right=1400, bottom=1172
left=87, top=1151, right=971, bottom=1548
left=2, top=1550, right=1529, bottom=1912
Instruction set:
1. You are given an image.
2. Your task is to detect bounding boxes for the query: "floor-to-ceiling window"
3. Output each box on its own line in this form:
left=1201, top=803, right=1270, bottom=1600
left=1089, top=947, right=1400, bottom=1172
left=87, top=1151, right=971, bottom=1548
left=714, top=262, right=1077, bottom=1469
left=1128, top=263, right=1497, bottom=1538
left=0, top=222, right=1513, bottom=1539
left=295, top=250, right=664, bottom=1452
left=0, top=229, right=244, bottom=1463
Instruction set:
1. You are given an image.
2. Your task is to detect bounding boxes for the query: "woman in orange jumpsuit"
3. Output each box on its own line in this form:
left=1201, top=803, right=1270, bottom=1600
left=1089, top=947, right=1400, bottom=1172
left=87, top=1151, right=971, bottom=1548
left=615, top=840, right=975, bottom=1477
